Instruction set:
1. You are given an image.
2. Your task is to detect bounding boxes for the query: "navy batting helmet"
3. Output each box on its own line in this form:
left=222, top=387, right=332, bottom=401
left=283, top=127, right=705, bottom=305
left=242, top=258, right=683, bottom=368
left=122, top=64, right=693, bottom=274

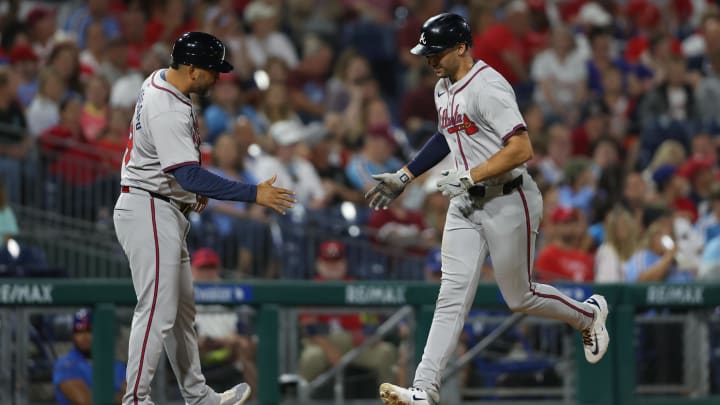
left=171, top=32, right=233, bottom=73
left=411, top=13, right=473, bottom=56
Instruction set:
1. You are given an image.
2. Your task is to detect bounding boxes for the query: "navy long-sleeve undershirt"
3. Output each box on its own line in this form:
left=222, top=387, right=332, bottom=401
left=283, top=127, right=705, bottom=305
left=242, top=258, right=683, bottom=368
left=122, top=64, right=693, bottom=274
left=170, top=164, right=257, bottom=202
left=406, top=132, right=451, bottom=177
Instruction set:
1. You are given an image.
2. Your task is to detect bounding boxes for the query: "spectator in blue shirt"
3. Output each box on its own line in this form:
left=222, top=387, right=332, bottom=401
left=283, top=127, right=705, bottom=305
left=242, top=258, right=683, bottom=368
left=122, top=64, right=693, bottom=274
left=346, top=125, right=402, bottom=192
left=53, top=309, right=126, bottom=405
left=63, top=0, right=121, bottom=50
left=623, top=220, right=694, bottom=283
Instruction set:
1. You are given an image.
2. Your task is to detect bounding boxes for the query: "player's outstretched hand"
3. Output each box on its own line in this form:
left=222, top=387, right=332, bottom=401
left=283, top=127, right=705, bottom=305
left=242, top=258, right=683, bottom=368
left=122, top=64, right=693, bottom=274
left=256, top=175, right=296, bottom=215
left=365, top=169, right=412, bottom=210
left=193, top=195, right=209, bottom=213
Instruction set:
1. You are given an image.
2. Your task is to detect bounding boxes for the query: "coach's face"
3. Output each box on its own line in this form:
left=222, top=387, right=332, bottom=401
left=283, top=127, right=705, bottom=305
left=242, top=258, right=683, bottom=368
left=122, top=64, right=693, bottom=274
left=189, top=66, right=220, bottom=95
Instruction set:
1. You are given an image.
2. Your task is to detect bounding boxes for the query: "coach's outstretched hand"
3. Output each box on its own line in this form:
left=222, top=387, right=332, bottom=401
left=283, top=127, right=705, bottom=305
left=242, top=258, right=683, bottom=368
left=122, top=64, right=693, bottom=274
left=256, top=175, right=296, bottom=215
left=365, top=169, right=412, bottom=210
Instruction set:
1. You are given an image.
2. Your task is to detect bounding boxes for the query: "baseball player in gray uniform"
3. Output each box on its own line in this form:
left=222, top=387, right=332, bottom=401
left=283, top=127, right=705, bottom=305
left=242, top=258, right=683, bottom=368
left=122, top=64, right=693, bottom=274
left=114, top=32, right=295, bottom=405
left=366, top=14, right=610, bottom=405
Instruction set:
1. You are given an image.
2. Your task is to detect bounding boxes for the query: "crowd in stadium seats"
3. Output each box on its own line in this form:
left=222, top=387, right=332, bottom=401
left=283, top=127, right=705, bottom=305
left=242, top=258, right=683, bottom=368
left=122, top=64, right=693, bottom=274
left=0, top=0, right=720, bottom=281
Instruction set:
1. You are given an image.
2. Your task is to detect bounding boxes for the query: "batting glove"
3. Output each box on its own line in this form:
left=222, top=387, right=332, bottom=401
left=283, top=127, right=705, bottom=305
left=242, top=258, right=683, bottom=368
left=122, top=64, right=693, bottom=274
left=437, top=169, right=474, bottom=198
left=365, top=169, right=412, bottom=210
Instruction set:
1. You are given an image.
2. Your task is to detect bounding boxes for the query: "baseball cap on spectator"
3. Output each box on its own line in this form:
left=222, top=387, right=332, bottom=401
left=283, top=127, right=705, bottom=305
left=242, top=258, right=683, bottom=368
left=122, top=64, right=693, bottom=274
left=652, top=164, right=677, bottom=190
left=318, top=240, right=346, bottom=261
left=244, top=1, right=276, bottom=23
left=73, top=309, right=92, bottom=333
left=550, top=206, right=578, bottom=223
left=367, top=125, right=398, bottom=148
left=25, top=7, right=53, bottom=27
left=425, top=248, right=442, bottom=273
left=9, top=45, right=37, bottom=64
left=677, top=158, right=713, bottom=181
left=269, top=120, right=305, bottom=146
left=192, top=248, right=220, bottom=269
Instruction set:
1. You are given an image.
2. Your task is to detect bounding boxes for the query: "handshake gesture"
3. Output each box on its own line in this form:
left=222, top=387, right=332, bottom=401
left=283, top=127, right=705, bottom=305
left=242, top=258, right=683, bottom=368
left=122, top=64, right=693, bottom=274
left=365, top=168, right=475, bottom=210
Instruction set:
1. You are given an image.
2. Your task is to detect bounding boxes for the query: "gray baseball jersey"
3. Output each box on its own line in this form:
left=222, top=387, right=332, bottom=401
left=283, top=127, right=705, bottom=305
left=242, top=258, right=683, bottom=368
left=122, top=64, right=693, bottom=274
left=114, top=69, right=221, bottom=405
left=412, top=61, right=597, bottom=395
left=121, top=69, right=200, bottom=204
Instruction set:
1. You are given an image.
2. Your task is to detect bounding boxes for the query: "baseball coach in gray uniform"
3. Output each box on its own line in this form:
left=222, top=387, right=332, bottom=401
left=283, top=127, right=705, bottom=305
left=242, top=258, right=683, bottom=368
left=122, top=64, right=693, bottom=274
left=114, top=32, right=295, bottom=405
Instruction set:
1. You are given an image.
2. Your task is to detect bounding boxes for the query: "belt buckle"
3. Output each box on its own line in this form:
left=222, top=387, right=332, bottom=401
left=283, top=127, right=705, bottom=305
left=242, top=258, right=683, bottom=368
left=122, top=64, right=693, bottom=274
left=485, top=184, right=503, bottom=198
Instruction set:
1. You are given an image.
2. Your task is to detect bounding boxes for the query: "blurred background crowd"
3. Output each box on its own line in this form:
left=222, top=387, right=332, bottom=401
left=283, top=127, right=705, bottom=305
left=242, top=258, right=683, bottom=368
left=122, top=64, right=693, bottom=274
left=2, top=0, right=720, bottom=402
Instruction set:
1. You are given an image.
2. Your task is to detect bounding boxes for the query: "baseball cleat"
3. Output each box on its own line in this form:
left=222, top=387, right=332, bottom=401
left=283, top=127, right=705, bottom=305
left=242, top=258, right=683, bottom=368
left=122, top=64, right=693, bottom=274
left=219, top=382, right=251, bottom=405
left=379, top=383, right=432, bottom=405
left=582, top=294, right=610, bottom=364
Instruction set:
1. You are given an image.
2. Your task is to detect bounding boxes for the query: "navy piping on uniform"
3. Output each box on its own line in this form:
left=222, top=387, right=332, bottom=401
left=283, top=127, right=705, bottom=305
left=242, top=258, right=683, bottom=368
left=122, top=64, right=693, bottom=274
left=150, top=71, right=192, bottom=108
left=449, top=64, right=489, bottom=170
left=518, top=187, right=594, bottom=319
left=132, top=198, right=161, bottom=404
left=502, top=123, right=527, bottom=143
left=163, top=161, right=198, bottom=173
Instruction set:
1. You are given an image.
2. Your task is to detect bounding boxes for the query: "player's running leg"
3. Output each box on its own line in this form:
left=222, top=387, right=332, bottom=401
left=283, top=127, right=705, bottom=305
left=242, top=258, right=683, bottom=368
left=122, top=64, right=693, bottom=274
left=380, top=200, right=489, bottom=405
left=481, top=176, right=609, bottom=363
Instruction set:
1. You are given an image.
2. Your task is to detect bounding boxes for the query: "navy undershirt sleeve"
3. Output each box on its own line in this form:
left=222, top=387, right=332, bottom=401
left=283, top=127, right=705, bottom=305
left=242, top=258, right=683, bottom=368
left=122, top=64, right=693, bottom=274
left=171, top=164, right=257, bottom=202
left=406, top=132, right=451, bottom=177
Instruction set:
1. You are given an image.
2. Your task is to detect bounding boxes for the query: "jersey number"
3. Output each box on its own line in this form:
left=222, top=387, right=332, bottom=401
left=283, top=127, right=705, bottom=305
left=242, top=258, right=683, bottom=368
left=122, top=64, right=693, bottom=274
left=123, top=126, right=134, bottom=166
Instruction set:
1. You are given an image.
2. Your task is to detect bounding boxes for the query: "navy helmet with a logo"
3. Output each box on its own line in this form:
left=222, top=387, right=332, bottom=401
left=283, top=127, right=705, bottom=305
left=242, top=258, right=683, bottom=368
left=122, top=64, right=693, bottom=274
left=411, top=13, right=473, bottom=56
left=171, top=32, right=233, bottom=73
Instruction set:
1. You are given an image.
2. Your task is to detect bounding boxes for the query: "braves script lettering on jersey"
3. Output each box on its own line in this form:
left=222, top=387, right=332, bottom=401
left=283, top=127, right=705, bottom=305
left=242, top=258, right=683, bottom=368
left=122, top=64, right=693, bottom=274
left=436, top=62, right=525, bottom=183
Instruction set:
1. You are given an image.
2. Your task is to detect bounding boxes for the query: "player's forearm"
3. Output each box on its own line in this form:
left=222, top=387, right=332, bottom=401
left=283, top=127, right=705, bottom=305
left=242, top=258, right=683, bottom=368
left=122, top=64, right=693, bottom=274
left=469, top=131, right=532, bottom=183
left=405, top=132, right=450, bottom=178
left=171, top=164, right=258, bottom=202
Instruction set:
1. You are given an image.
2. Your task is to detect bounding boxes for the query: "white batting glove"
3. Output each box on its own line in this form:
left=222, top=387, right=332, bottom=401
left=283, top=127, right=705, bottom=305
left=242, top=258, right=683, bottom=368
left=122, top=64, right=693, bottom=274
left=365, top=169, right=412, bottom=210
left=437, top=169, right=474, bottom=198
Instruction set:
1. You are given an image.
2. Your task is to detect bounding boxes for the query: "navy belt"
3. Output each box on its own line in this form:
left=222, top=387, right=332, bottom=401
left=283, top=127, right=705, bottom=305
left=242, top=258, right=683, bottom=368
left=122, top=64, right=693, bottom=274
left=468, top=175, right=523, bottom=198
left=121, top=185, right=193, bottom=215
left=121, top=185, right=171, bottom=204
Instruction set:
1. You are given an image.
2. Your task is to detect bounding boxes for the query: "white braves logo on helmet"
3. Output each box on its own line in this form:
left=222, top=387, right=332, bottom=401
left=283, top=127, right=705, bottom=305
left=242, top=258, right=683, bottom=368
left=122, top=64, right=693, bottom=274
left=420, top=32, right=427, bottom=45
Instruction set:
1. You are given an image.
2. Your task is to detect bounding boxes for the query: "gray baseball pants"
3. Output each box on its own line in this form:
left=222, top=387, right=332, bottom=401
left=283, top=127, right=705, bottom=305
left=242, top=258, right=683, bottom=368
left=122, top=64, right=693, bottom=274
left=114, top=189, right=220, bottom=405
left=413, top=172, right=595, bottom=394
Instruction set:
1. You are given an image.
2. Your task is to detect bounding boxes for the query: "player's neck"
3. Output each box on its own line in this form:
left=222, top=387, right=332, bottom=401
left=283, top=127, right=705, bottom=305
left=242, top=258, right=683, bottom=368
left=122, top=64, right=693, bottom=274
left=165, top=68, right=192, bottom=97
left=450, top=58, right=475, bottom=84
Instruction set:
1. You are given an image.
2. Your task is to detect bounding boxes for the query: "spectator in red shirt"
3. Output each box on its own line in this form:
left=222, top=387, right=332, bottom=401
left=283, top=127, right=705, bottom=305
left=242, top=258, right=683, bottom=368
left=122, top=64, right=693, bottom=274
left=80, top=75, right=110, bottom=142
left=472, top=0, right=533, bottom=86
left=144, top=0, right=197, bottom=47
left=399, top=64, right=439, bottom=148
left=40, top=97, right=100, bottom=186
left=535, top=206, right=594, bottom=283
left=368, top=191, right=433, bottom=257
left=94, top=107, right=130, bottom=173
left=297, top=240, right=398, bottom=384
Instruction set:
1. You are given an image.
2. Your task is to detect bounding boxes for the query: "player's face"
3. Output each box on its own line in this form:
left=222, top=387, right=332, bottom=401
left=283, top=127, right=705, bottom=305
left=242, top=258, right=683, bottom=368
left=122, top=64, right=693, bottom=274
left=189, top=66, right=220, bottom=95
left=425, top=45, right=460, bottom=79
